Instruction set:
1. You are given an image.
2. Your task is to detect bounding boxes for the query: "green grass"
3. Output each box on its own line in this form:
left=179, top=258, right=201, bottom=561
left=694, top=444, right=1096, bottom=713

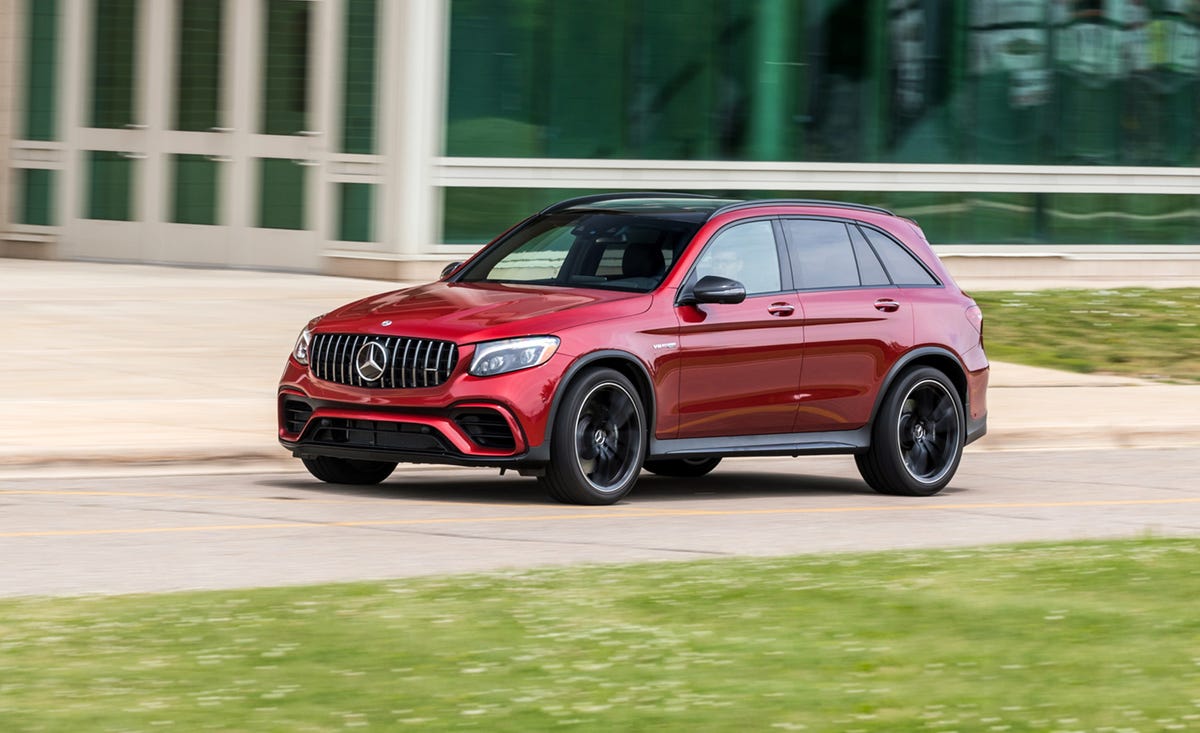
left=3, top=539, right=1200, bottom=731
left=972, top=288, right=1200, bottom=382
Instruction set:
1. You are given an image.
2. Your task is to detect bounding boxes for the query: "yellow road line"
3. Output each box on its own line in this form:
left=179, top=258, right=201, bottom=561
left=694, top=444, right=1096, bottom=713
left=0, top=489, right=497, bottom=508
left=2, top=497, right=1199, bottom=538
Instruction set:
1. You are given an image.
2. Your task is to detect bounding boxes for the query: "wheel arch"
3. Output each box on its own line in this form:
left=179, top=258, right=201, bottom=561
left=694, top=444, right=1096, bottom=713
left=534, top=350, right=656, bottom=460
left=869, top=347, right=969, bottom=427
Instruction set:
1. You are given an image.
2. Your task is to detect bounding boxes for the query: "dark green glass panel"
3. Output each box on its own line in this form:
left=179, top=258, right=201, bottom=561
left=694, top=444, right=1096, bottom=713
left=445, top=1, right=1200, bottom=166
left=91, top=0, right=137, bottom=129
left=262, top=0, right=310, bottom=135
left=175, top=0, right=223, bottom=131
left=341, top=0, right=377, bottom=153
left=171, top=154, right=218, bottom=225
left=336, top=183, right=374, bottom=242
left=23, top=0, right=59, bottom=141
left=86, top=151, right=133, bottom=221
left=443, top=188, right=1200, bottom=247
left=258, top=158, right=306, bottom=230
left=18, top=168, right=55, bottom=225
left=441, top=188, right=602, bottom=244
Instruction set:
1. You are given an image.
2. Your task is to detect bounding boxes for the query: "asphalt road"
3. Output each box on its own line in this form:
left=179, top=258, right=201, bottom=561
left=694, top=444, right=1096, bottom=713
left=3, top=447, right=1198, bottom=597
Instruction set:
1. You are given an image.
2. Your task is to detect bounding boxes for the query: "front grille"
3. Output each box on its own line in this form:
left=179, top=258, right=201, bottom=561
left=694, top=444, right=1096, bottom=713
left=307, top=418, right=453, bottom=453
left=454, top=410, right=517, bottom=451
left=310, top=333, right=458, bottom=389
left=282, top=398, right=313, bottom=434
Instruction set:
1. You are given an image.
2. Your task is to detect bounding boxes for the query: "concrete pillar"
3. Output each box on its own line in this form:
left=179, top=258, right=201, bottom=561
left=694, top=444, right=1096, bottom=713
left=0, top=0, right=14, bottom=245
left=328, top=0, right=447, bottom=281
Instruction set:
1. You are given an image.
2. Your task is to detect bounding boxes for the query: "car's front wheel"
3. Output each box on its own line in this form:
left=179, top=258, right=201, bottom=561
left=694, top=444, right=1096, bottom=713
left=856, top=366, right=964, bottom=497
left=302, top=456, right=397, bottom=485
left=540, top=368, right=647, bottom=505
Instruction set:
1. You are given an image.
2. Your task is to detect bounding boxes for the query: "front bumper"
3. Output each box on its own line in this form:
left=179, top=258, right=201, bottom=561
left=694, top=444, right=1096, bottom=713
left=278, top=391, right=541, bottom=468
left=277, top=350, right=572, bottom=467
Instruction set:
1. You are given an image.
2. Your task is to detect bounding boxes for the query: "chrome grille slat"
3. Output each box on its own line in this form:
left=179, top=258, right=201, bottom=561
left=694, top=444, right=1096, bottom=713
left=401, top=339, right=413, bottom=388
left=309, top=333, right=457, bottom=389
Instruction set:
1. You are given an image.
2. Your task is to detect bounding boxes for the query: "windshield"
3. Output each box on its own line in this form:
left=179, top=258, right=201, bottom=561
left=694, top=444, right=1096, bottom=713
left=457, top=212, right=703, bottom=293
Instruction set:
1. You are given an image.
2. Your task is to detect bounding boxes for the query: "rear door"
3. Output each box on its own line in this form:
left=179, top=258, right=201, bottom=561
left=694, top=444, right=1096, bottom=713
left=781, top=218, right=915, bottom=433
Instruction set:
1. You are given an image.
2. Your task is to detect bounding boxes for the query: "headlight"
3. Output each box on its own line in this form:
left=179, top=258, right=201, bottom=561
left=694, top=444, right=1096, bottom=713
left=292, top=316, right=323, bottom=365
left=469, top=336, right=560, bottom=377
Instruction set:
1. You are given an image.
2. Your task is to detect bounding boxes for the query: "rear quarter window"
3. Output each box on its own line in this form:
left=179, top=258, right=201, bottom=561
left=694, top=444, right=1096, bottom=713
left=860, top=226, right=939, bottom=286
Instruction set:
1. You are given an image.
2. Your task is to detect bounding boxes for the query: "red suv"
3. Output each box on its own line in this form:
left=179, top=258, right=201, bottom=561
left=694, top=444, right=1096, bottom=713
left=279, top=194, right=988, bottom=504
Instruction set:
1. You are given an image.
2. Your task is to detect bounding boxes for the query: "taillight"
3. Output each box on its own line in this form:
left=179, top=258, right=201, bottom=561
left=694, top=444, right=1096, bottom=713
left=965, top=304, right=984, bottom=348
left=965, top=304, right=983, bottom=332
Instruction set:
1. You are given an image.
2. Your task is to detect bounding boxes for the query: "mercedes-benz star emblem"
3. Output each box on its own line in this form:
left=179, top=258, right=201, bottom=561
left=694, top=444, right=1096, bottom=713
left=355, top=341, right=388, bottom=382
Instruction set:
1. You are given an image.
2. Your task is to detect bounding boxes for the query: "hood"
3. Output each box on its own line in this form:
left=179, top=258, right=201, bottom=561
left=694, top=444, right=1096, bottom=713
left=316, top=281, right=651, bottom=343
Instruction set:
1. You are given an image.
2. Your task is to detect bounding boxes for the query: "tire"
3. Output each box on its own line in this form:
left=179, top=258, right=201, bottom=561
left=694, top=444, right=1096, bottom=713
left=302, top=456, right=397, bottom=485
left=643, top=457, right=721, bottom=478
left=856, top=366, right=965, bottom=497
left=539, top=368, right=647, bottom=505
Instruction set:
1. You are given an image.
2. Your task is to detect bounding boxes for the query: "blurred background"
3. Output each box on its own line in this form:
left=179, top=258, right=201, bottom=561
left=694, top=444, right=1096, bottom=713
left=1, top=0, right=1198, bottom=281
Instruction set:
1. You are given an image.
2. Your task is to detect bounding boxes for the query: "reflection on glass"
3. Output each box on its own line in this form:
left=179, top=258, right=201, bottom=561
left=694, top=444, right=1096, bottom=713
left=445, top=0, right=1200, bottom=167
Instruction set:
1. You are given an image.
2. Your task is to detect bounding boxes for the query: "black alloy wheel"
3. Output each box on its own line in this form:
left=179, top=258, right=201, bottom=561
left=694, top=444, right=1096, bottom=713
left=856, top=366, right=964, bottom=497
left=541, top=368, right=647, bottom=505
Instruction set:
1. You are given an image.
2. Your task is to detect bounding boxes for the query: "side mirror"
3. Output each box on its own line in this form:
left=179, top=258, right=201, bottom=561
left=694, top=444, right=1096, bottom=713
left=680, top=275, right=746, bottom=306
left=440, top=261, right=463, bottom=279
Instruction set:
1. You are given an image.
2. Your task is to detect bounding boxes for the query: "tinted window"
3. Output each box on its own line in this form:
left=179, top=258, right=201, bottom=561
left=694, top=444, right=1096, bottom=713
left=861, top=227, right=938, bottom=286
left=693, top=220, right=781, bottom=295
left=783, top=219, right=860, bottom=290
left=848, top=224, right=891, bottom=286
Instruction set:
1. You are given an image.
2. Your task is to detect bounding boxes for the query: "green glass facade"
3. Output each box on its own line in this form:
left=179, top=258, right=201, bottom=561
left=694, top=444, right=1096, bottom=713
left=442, top=0, right=1200, bottom=244
left=171, top=154, right=219, bottom=225
left=5, top=0, right=1198, bottom=264
left=17, top=169, right=55, bottom=226
left=90, top=0, right=138, bottom=129
left=336, top=182, right=375, bottom=242
left=23, top=0, right=59, bottom=141
left=262, top=0, right=311, bottom=135
left=258, top=158, right=306, bottom=230
left=175, top=0, right=223, bottom=131
left=341, top=0, right=378, bottom=154
left=446, top=0, right=1200, bottom=166
left=86, top=151, right=134, bottom=221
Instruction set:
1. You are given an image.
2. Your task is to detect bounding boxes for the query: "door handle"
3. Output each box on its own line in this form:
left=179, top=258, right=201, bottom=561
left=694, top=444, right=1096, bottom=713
left=874, top=298, right=900, bottom=313
left=767, top=302, right=795, bottom=316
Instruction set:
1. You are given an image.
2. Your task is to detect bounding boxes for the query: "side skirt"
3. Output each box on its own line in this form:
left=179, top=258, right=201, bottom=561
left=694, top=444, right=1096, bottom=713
left=649, top=427, right=871, bottom=460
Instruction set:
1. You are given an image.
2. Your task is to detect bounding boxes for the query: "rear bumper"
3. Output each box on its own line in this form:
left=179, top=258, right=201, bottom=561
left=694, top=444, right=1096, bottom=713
left=966, top=412, right=987, bottom=446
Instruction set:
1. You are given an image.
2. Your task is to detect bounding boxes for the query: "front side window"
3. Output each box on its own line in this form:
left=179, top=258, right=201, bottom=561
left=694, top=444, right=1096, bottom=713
left=459, top=212, right=699, bottom=292
left=692, top=220, right=781, bottom=295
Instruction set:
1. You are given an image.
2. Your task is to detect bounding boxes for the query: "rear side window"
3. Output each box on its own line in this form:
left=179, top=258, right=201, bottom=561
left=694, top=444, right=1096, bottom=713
left=848, top=224, right=891, bottom=286
left=782, top=219, right=860, bottom=290
left=860, top=227, right=939, bottom=286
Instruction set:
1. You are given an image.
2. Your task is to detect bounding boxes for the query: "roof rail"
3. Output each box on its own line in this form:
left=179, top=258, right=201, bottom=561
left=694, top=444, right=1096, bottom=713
left=708, top=199, right=895, bottom=219
left=540, top=192, right=718, bottom=215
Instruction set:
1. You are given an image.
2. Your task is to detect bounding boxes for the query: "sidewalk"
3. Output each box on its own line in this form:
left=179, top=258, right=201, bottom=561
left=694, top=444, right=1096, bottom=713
left=1, top=259, right=1197, bottom=474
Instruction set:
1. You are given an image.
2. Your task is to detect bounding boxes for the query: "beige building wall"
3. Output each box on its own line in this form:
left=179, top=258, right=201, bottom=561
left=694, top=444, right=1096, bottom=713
left=1, top=0, right=453, bottom=280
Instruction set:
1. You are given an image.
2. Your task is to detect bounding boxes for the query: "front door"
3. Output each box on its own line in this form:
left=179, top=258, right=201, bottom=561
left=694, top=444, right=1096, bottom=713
left=674, top=220, right=804, bottom=438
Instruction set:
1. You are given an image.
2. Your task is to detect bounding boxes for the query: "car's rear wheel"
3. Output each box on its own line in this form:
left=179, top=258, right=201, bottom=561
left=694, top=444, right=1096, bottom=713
left=302, top=456, right=397, bottom=485
left=643, top=457, right=721, bottom=478
left=540, top=368, right=646, bottom=505
left=856, top=366, right=964, bottom=497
